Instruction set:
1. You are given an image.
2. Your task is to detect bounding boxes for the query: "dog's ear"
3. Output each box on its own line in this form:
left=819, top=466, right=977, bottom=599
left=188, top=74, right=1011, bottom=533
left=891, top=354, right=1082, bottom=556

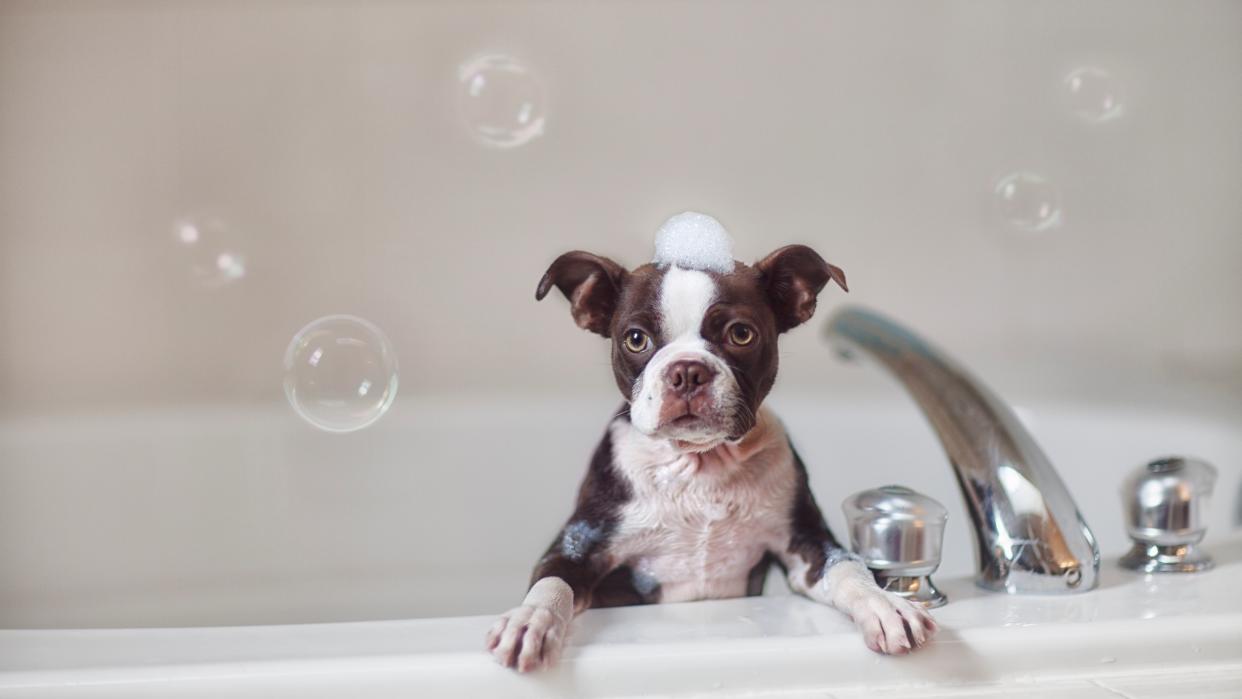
left=755, top=245, right=847, bottom=333
left=535, top=251, right=628, bottom=337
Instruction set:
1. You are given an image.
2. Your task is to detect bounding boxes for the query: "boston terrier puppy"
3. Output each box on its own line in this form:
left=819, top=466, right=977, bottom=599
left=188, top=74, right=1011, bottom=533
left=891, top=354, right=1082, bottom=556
left=486, top=214, right=937, bottom=672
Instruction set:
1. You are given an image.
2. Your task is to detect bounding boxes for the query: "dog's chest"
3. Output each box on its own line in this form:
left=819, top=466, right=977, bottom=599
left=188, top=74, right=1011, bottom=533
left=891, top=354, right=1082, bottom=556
left=607, top=414, right=797, bottom=602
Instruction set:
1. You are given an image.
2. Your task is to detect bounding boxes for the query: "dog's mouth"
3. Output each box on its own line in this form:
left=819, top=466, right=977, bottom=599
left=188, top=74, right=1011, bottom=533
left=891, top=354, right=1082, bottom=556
left=653, top=399, right=757, bottom=450
left=669, top=412, right=704, bottom=426
left=659, top=400, right=714, bottom=429
left=654, top=401, right=730, bottom=445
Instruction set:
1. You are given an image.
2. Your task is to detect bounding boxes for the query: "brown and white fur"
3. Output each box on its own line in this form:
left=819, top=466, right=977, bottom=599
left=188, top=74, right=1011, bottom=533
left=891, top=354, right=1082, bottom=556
left=486, top=244, right=937, bottom=672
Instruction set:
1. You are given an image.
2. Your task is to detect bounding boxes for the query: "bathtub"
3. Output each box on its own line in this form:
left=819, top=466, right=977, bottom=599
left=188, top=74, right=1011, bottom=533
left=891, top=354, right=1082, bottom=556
left=4, top=0, right=1242, bottom=693
left=2, top=374, right=1241, bottom=697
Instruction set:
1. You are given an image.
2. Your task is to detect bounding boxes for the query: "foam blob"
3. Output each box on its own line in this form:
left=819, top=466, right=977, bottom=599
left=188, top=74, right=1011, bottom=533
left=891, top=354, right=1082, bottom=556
left=457, top=54, right=546, bottom=149
left=172, top=214, right=246, bottom=287
left=993, top=172, right=1063, bottom=233
left=653, top=211, right=736, bottom=274
left=283, top=315, right=399, bottom=433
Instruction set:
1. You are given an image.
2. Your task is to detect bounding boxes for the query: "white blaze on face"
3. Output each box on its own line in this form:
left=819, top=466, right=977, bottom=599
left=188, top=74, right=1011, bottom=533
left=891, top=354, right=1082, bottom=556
left=629, top=266, right=739, bottom=443
left=659, top=266, right=715, bottom=339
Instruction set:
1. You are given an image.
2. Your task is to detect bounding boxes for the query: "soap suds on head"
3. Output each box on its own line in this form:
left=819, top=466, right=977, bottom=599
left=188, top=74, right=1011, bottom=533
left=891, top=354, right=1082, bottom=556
left=653, top=211, right=736, bottom=275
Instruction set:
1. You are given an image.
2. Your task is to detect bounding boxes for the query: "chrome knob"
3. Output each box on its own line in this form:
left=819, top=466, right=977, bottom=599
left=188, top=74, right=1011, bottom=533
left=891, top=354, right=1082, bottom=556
left=1119, top=456, right=1217, bottom=573
left=843, top=485, right=949, bottom=608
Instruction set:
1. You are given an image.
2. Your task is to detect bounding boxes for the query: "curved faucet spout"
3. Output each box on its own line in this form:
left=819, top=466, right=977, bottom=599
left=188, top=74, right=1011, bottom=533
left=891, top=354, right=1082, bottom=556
left=824, top=306, right=1099, bottom=594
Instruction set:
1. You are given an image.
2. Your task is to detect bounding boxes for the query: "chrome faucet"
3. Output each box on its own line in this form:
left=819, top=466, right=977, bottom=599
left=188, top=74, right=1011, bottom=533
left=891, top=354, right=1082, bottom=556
left=824, top=306, right=1100, bottom=594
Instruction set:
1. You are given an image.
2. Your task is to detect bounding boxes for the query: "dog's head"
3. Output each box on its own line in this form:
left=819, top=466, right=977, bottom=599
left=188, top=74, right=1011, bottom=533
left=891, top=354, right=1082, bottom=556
left=536, top=218, right=846, bottom=451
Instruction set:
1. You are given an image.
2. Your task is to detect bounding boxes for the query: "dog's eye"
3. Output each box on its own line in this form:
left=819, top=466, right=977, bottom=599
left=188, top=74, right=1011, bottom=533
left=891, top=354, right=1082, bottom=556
left=622, top=329, right=651, bottom=353
left=727, top=323, right=756, bottom=347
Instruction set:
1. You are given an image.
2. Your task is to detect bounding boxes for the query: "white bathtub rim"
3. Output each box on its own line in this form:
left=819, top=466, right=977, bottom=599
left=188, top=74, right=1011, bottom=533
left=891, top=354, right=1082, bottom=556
left=5, top=547, right=1242, bottom=696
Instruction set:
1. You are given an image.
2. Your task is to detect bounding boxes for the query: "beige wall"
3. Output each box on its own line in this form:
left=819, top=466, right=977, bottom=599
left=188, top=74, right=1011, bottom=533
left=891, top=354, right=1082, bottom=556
left=2, top=0, right=1240, bottom=413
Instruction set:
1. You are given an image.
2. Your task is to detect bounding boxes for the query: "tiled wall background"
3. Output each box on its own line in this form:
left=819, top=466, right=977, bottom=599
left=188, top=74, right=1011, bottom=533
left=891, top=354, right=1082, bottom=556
left=2, top=0, right=1240, bottom=412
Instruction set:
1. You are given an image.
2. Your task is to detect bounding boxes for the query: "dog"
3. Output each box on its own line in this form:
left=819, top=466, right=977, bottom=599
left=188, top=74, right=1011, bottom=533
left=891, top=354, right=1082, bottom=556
left=486, top=216, right=937, bottom=672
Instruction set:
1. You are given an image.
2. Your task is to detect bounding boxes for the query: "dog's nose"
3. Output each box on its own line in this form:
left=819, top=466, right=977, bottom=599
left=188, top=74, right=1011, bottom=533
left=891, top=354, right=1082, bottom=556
left=666, top=360, right=716, bottom=395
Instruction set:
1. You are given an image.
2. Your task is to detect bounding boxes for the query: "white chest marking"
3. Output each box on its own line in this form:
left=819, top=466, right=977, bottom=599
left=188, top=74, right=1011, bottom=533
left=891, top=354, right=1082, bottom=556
left=607, top=408, right=796, bottom=602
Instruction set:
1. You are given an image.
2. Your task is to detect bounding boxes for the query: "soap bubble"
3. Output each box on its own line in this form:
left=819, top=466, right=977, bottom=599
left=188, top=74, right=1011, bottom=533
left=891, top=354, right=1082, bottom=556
left=993, top=172, right=1063, bottom=232
left=283, top=315, right=399, bottom=433
left=1063, top=67, right=1124, bottom=123
left=172, top=214, right=247, bottom=287
left=457, top=54, right=546, bottom=148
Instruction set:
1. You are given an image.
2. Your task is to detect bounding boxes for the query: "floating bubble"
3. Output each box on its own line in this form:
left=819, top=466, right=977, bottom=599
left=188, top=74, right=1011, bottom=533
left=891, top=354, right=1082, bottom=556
left=283, top=315, right=399, bottom=433
left=457, top=54, right=546, bottom=148
left=172, top=214, right=247, bottom=287
left=993, top=172, right=1063, bottom=233
left=1063, top=67, right=1124, bottom=123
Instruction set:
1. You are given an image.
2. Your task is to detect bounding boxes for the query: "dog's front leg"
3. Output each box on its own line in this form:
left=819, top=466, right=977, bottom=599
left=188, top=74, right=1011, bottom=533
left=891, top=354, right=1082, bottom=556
left=486, top=578, right=572, bottom=672
left=789, top=553, right=938, bottom=655
left=488, top=425, right=628, bottom=672
left=486, top=537, right=616, bottom=672
left=780, top=448, right=937, bottom=654
left=486, top=497, right=622, bottom=672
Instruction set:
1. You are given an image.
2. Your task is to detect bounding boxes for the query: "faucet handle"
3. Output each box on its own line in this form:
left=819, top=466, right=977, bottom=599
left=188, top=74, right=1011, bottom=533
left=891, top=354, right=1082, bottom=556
left=1119, top=456, right=1217, bottom=573
left=843, top=485, right=949, bottom=607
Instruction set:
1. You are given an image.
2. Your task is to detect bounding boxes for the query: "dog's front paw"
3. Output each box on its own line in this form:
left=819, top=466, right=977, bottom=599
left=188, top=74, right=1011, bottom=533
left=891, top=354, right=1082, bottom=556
left=849, top=589, right=938, bottom=655
left=485, top=604, right=570, bottom=672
